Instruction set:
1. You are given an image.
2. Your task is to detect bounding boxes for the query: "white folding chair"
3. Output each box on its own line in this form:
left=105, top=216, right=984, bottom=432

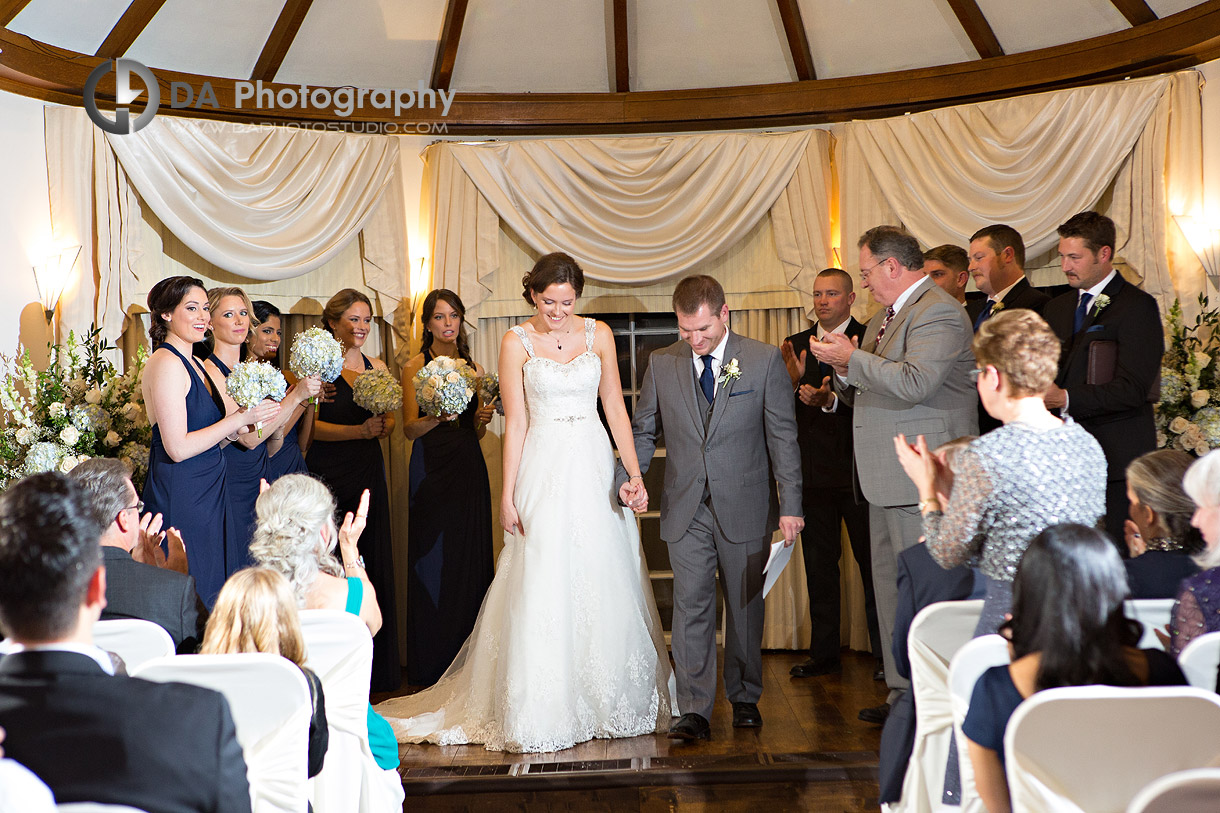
left=56, top=805, right=147, bottom=812
left=1125, top=599, right=1175, bottom=650
left=0, top=758, right=55, bottom=813
left=1126, top=767, right=1220, bottom=813
left=1005, top=686, right=1220, bottom=813
left=1177, top=630, right=1220, bottom=690
left=892, top=599, right=984, bottom=813
left=947, top=634, right=1011, bottom=813
left=91, top=619, right=174, bottom=672
left=132, top=653, right=311, bottom=813
left=299, top=609, right=404, bottom=813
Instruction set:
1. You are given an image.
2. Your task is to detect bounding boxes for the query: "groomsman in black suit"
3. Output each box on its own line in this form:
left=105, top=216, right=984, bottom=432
left=1042, top=211, right=1163, bottom=544
left=782, top=268, right=881, bottom=678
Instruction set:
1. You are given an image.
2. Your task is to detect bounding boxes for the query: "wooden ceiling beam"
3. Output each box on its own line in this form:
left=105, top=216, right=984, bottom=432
left=431, top=0, right=470, bottom=92
left=612, top=0, right=629, bottom=92
left=775, top=0, right=816, bottom=81
left=1109, top=0, right=1159, bottom=27
left=944, top=0, right=1004, bottom=59
left=0, top=0, right=34, bottom=27
left=95, top=0, right=169, bottom=59
left=250, top=0, right=315, bottom=82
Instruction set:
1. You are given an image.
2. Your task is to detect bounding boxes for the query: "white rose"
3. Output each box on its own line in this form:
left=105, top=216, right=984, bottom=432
left=1169, top=416, right=1191, bottom=434
left=1183, top=424, right=1204, bottom=446
left=1197, top=441, right=1212, bottom=456
left=104, top=430, right=122, bottom=447
left=57, top=455, right=77, bottom=473
left=14, top=427, right=33, bottom=446
left=123, top=402, right=142, bottom=418
left=85, top=387, right=102, bottom=405
left=59, top=425, right=80, bottom=445
left=48, top=402, right=66, bottom=418
left=1157, top=430, right=1168, bottom=447
left=446, top=372, right=461, bottom=384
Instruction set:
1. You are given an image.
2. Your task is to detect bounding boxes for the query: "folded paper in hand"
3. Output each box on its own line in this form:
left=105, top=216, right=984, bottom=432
left=763, top=539, right=795, bottom=598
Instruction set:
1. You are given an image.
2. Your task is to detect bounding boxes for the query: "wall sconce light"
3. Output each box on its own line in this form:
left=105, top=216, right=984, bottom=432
left=1174, top=215, right=1220, bottom=289
left=31, top=246, right=82, bottom=324
left=409, top=255, right=430, bottom=309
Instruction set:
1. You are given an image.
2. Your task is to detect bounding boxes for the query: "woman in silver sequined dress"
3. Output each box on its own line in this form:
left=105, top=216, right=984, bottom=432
left=895, top=309, right=1107, bottom=635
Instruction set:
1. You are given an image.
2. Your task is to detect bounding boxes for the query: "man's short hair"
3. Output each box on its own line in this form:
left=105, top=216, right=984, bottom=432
left=69, top=458, right=133, bottom=529
left=923, top=245, right=968, bottom=276
left=970, top=224, right=1026, bottom=269
left=0, top=472, right=105, bottom=640
left=672, top=275, right=726, bottom=315
left=1057, top=211, right=1116, bottom=255
left=859, top=226, right=924, bottom=271
left=815, top=267, right=854, bottom=292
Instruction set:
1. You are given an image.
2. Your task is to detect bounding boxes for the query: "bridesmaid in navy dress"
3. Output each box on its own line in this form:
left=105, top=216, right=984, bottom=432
left=140, top=276, right=279, bottom=607
left=201, top=288, right=320, bottom=575
left=306, top=288, right=401, bottom=692
left=400, top=290, right=494, bottom=686
left=248, top=300, right=316, bottom=480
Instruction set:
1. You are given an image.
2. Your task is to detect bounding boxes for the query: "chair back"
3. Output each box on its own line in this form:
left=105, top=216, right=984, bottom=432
left=132, top=654, right=310, bottom=813
left=56, top=805, right=148, bottom=812
left=947, top=635, right=1011, bottom=813
left=1177, top=631, right=1220, bottom=690
left=91, top=619, right=174, bottom=671
left=1005, top=686, right=1220, bottom=813
left=893, top=599, right=984, bottom=813
left=1124, top=599, right=1174, bottom=650
left=1126, top=767, right=1220, bottom=813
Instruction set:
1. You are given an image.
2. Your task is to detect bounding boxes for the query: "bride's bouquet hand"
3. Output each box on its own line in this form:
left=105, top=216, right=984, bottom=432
left=500, top=497, right=523, bottom=535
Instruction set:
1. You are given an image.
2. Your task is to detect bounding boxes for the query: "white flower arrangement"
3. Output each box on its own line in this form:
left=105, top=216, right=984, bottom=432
left=289, top=327, right=344, bottom=413
left=352, top=369, right=403, bottom=415
left=717, top=357, right=742, bottom=387
left=1158, top=297, right=1220, bottom=457
left=225, top=361, right=288, bottom=437
left=413, top=355, right=477, bottom=417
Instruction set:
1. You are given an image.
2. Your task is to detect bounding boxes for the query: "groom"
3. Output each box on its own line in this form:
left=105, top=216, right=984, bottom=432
left=617, top=275, right=803, bottom=740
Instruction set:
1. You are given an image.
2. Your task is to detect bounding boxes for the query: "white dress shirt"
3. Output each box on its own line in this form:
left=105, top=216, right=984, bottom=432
left=691, top=330, right=731, bottom=397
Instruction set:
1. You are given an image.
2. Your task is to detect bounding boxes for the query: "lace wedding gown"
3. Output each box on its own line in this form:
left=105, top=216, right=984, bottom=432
left=376, top=318, right=675, bottom=753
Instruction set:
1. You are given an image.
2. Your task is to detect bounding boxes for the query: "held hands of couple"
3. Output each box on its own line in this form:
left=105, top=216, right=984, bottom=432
left=616, top=478, right=649, bottom=515
left=806, top=332, right=857, bottom=376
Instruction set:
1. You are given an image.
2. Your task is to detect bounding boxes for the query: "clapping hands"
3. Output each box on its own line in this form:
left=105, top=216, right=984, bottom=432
left=131, top=511, right=189, bottom=574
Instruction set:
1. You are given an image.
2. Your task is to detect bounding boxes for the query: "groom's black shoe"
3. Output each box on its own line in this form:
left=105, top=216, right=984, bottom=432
left=789, top=657, right=841, bottom=678
left=667, top=713, right=711, bottom=741
left=732, top=702, right=763, bottom=728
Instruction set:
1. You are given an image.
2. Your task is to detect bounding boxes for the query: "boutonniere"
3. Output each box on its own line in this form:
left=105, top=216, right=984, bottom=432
left=1091, top=294, right=1111, bottom=316
left=718, top=358, right=742, bottom=386
left=990, top=300, right=1006, bottom=314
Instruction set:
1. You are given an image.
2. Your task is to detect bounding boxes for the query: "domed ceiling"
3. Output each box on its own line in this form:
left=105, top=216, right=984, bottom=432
left=1, top=0, right=1219, bottom=132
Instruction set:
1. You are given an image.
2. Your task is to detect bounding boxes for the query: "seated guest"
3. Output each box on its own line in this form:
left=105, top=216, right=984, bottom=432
left=1122, top=450, right=1202, bottom=599
left=0, top=472, right=251, bottom=812
left=202, top=567, right=328, bottom=778
left=249, top=473, right=398, bottom=773
left=69, top=458, right=208, bottom=653
left=1167, top=449, right=1220, bottom=654
left=964, top=523, right=1186, bottom=813
left=894, top=309, right=1106, bottom=635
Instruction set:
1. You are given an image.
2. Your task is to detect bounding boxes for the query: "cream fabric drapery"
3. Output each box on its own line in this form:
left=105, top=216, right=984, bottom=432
left=422, top=131, right=835, bottom=318
left=840, top=71, right=1204, bottom=316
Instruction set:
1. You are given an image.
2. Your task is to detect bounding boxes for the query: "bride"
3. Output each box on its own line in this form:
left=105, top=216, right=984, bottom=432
left=376, top=252, right=675, bottom=753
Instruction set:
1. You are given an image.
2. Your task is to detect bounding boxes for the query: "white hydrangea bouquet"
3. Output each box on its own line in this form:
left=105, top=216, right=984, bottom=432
left=413, top=355, right=476, bottom=417
left=0, top=325, right=153, bottom=488
left=225, top=361, right=288, bottom=438
left=1157, top=295, right=1220, bottom=456
left=288, top=326, right=344, bottom=413
left=352, top=369, right=403, bottom=415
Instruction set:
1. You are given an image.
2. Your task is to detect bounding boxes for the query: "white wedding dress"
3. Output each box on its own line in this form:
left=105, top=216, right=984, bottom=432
left=376, top=317, right=675, bottom=753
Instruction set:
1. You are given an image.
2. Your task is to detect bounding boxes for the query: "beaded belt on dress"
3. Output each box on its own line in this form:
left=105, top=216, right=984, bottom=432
left=550, top=414, right=591, bottom=423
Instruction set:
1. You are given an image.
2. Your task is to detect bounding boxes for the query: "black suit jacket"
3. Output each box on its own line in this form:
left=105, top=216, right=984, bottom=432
left=0, top=649, right=251, bottom=813
left=100, top=546, right=208, bottom=654
left=1043, top=273, right=1162, bottom=480
left=785, top=317, right=866, bottom=490
left=965, top=276, right=1051, bottom=326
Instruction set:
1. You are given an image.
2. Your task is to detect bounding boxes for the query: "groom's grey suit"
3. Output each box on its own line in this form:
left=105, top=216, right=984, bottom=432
left=620, top=331, right=801, bottom=721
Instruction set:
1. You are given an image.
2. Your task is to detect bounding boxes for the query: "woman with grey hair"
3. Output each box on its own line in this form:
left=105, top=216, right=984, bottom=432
left=1166, top=449, right=1220, bottom=655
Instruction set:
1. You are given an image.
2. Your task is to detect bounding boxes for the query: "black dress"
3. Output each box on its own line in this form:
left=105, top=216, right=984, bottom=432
left=406, top=349, right=494, bottom=686
left=306, top=355, right=401, bottom=692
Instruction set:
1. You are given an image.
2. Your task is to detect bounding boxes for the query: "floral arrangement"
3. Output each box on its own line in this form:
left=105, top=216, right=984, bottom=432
left=718, top=357, right=742, bottom=386
left=477, top=373, right=499, bottom=405
left=288, top=327, right=344, bottom=411
left=225, top=360, right=287, bottom=437
left=1157, top=295, right=1220, bottom=456
left=0, top=326, right=152, bottom=488
left=413, top=355, right=476, bottom=417
left=352, top=369, right=403, bottom=415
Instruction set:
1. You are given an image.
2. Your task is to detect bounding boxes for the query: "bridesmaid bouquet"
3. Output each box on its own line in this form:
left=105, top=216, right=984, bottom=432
left=352, top=369, right=403, bottom=415
left=225, top=360, right=287, bottom=437
left=477, top=372, right=503, bottom=415
left=289, top=327, right=344, bottom=413
left=413, top=356, right=476, bottom=417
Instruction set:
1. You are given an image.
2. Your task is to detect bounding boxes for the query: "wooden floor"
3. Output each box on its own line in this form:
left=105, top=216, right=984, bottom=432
left=373, top=650, right=889, bottom=811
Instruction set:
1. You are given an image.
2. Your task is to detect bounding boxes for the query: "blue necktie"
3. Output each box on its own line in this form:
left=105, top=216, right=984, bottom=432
left=1073, top=292, right=1093, bottom=334
left=699, top=355, right=716, bottom=404
left=973, top=300, right=994, bottom=331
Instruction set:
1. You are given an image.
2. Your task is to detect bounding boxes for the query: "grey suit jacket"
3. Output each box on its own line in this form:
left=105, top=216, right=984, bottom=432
left=100, top=546, right=208, bottom=654
left=623, top=331, right=802, bottom=543
left=837, top=277, right=978, bottom=508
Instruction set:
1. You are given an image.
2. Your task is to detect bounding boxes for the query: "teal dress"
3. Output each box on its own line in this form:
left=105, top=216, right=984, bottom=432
left=346, top=578, right=399, bottom=770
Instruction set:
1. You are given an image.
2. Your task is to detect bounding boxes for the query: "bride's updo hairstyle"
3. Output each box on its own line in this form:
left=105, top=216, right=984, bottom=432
left=147, top=275, right=207, bottom=345
left=972, top=309, right=1059, bottom=397
left=249, top=474, right=344, bottom=606
left=521, top=252, right=584, bottom=306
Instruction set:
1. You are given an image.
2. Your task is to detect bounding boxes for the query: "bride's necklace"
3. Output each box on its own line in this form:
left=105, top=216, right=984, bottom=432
left=538, top=320, right=572, bottom=350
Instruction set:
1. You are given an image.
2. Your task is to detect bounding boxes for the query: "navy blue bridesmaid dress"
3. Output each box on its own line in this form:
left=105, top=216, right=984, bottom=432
left=266, top=414, right=310, bottom=480
left=141, top=343, right=236, bottom=608
left=208, top=354, right=268, bottom=575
